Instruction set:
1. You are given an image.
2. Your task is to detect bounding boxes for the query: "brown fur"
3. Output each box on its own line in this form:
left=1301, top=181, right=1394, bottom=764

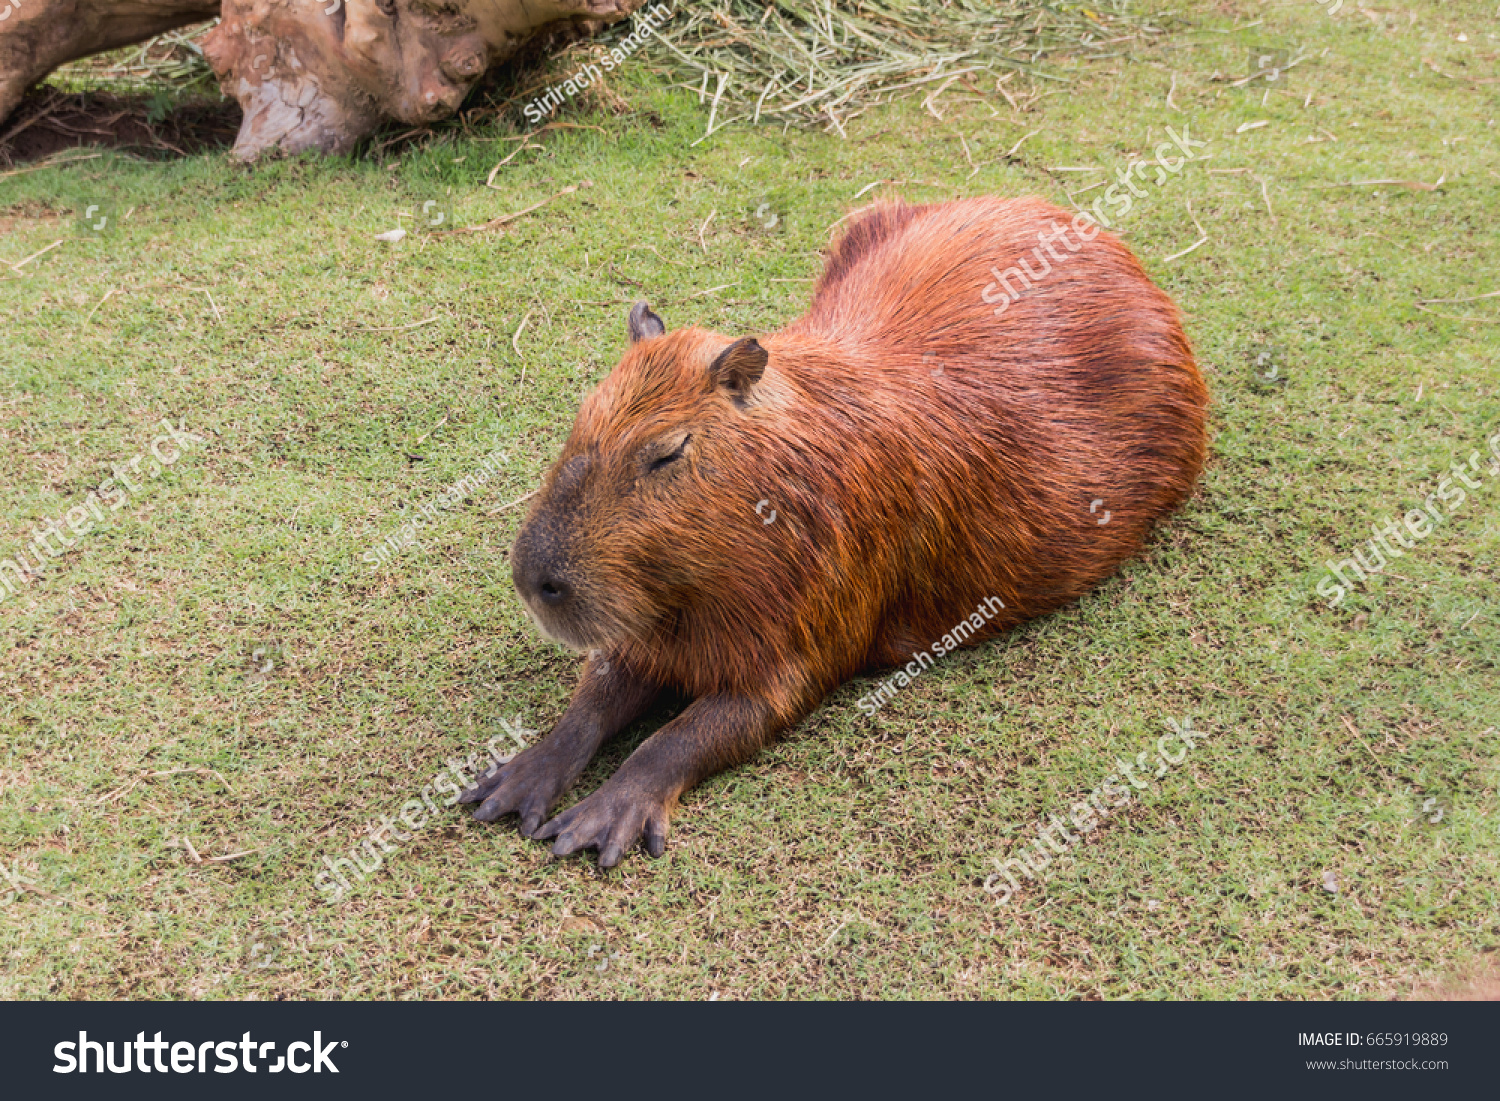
left=462, top=196, right=1209, bottom=867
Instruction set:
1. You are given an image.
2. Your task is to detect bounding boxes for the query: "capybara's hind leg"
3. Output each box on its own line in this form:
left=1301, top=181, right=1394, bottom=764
left=460, top=651, right=660, bottom=836
left=537, top=693, right=792, bottom=867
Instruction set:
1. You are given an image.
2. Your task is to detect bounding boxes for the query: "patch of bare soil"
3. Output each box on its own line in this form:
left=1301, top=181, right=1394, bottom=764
left=0, top=88, right=240, bottom=167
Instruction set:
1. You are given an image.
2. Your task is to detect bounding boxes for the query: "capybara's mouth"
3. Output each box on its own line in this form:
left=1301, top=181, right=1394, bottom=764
left=516, top=591, right=619, bottom=653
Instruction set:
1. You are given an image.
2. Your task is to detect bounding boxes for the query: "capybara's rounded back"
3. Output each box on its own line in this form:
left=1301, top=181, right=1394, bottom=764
left=510, top=196, right=1208, bottom=722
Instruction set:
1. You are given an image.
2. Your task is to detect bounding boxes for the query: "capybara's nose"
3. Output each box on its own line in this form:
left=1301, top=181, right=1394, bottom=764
left=513, top=522, right=546, bottom=594
left=536, top=576, right=570, bottom=606
left=511, top=532, right=571, bottom=608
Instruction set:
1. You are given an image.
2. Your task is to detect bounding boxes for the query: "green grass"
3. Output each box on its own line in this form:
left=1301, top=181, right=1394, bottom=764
left=1, top=0, right=1496, bottom=1000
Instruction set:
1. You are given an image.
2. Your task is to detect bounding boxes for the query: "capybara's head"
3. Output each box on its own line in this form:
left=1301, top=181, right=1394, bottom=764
left=510, top=301, right=770, bottom=651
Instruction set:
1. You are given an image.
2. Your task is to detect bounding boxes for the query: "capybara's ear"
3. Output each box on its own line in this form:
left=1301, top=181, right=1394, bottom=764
left=628, top=300, right=666, bottom=343
left=709, top=337, right=768, bottom=403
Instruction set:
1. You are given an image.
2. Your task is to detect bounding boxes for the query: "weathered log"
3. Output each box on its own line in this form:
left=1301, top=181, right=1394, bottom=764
left=0, top=0, right=220, bottom=137
left=1, top=0, right=654, bottom=160
left=201, top=0, right=650, bottom=161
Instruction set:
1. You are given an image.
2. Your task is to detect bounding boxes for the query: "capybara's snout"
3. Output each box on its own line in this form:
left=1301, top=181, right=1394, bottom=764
left=510, top=526, right=571, bottom=608
left=510, top=455, right=593, bottom=646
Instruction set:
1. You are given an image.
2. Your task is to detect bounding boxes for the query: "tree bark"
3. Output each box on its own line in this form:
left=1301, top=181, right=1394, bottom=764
left=1, top=0, right=649, bottom=159
left=0, top=0, right=220, bottom=136
left=201, top=0, right=648, bottom=161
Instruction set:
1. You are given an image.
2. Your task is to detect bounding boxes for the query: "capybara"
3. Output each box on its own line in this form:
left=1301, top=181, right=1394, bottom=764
left=460, top=195, right=1209, bottom=867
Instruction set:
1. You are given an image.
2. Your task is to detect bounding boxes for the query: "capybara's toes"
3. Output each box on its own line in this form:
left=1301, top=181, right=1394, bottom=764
left=469, top=773, right=526, bottom=822
left=537, top=784, right=667, bottom=868
left=516, top=793, right=554, bottom=837
left=458, top=762, right=510, bottom=804
left=472, top=781, right=535, bottom=824
left=471, top=793, right=511, bottom=823
left=467, top=750, right=575, bottom=826
left=643, top=815, right=668, bottom=859
left=457, top=780, right=495, bottom=805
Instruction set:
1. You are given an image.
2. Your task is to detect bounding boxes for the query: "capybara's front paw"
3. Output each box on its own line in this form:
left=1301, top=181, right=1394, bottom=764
left=535, top=780, right=672, bottom=869
left=458, top=747, right=575, bottom=837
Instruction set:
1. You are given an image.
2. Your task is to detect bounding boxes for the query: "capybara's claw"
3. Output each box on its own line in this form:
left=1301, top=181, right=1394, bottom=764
left=457, top=765, right=506, bottom=805
left=473, top=784, right=553, bottom=829
left=538, top=783, right=671, bottom=868
left=462, top=748, right=572, bottom=831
